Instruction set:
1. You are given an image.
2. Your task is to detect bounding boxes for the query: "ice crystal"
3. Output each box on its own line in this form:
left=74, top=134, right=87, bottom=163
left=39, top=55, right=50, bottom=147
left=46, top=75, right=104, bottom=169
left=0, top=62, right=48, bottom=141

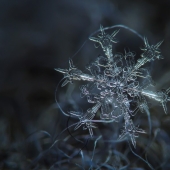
left=55, top=25, right=170, bottom=148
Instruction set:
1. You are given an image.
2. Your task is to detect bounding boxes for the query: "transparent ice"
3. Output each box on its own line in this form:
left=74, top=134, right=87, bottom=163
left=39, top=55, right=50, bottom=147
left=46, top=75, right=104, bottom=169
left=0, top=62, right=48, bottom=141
left=55, top=25, right=170, bottom=148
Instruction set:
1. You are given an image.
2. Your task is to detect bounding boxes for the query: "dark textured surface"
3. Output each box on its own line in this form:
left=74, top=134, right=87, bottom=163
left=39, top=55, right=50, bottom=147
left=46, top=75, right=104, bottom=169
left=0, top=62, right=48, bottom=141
left=0, top=0, right=170, bottom=169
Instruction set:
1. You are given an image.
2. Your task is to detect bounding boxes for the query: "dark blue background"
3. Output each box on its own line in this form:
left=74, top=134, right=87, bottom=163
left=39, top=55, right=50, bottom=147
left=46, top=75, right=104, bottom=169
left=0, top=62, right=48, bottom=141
left=0, top=0, right=170, bottom=169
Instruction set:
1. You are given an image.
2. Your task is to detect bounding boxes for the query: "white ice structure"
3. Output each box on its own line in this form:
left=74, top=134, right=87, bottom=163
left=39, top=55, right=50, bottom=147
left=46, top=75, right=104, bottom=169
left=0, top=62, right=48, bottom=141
left=55, top=25, right=170, bottom=148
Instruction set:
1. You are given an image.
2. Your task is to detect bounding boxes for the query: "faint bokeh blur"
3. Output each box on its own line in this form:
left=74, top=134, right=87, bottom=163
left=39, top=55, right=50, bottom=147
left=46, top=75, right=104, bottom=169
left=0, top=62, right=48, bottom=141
left=0, top=0, right=170, bottom=169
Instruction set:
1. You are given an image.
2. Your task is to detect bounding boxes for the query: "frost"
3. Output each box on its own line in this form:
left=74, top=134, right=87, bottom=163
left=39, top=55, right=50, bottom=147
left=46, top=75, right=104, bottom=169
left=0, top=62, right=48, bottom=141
left=55, top=25, right=170, bottom=148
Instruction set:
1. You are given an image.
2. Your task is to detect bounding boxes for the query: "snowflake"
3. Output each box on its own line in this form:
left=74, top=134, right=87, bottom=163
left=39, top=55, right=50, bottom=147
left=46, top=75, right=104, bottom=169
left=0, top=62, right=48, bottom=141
left=55, top=25, right=170, bottom=148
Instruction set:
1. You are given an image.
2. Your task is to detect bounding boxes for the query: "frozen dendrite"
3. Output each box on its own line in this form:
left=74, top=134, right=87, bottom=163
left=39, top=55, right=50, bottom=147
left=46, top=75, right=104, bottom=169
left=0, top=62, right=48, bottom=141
left=55, top=25, right=170, bottom=148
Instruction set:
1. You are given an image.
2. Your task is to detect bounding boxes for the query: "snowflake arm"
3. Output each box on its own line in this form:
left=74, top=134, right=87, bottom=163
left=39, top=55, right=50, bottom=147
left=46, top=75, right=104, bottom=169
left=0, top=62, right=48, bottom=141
left=55, top=59, right=95, bottom=86
left=70, top=102, right=101, bottom=137
left=141, top=88, right=170, bottom=114
left=119, top=118, right=146, bottom=148
left=89, top=25, right=119, bottom=63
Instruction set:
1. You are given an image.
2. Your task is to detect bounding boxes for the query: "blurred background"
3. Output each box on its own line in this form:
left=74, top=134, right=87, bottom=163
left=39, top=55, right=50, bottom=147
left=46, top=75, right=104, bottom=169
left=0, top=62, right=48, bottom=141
left=0, top=0, right=170, bottom=169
